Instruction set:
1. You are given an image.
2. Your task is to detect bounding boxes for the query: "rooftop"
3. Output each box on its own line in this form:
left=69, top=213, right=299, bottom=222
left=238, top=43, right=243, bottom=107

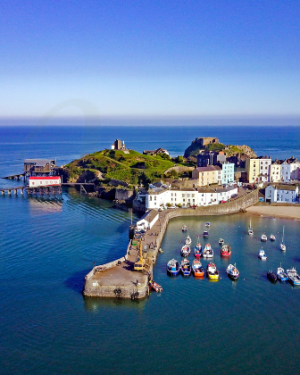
left=194, top=166, right=221, bottom=172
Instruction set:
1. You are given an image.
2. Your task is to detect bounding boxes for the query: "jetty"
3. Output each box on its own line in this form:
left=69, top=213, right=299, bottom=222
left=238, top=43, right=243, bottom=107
left=83, top=189, right=259, bottom=299
left=0, top=186, right=25, bottom=195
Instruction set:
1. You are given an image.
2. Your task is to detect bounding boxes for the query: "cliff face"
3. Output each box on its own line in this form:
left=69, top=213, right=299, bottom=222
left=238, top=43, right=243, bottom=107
left=184, top=137, right=221, bottom=158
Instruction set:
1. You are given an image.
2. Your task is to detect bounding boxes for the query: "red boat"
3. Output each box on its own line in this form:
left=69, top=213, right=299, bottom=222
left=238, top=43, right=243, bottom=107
left=220, top=244, right=231, bottom=257
left=150, top=281, right=163, bottom=292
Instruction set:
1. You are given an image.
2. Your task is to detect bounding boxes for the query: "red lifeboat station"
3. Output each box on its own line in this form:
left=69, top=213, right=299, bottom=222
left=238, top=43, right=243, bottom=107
left=28, top=176, right=61, bottom=188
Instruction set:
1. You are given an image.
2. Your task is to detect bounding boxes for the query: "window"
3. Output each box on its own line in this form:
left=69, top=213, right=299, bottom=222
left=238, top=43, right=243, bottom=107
left=150, top=196, right=152, bottom=201
left=154, top=196, right=156, bottom=201
left=187, top=194, right=190, bottom=197
left=182, top=194, right=185, bottom=197
left=171, top=193, right=173, bottom=196
left=183, top=199, right=185, bottom=202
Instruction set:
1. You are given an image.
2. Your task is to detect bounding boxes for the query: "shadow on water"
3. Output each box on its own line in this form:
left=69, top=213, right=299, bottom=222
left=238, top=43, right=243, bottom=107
left=83, top=296, right=147, bottom=312
left=64, top=268, right=91, bottom=294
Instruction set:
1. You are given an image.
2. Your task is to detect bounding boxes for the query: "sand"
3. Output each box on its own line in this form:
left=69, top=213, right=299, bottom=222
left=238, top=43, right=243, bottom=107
left=246, top=205, right=300, bottom=220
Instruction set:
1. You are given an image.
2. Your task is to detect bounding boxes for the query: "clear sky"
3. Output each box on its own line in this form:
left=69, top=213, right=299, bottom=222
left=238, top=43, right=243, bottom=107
left=0, top=0, right=299, bottom=125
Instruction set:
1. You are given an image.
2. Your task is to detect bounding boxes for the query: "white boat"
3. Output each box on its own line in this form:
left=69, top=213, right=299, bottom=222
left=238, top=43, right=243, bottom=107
left=185, top=235, right=192, bottom=245
left=182, top=225, right=187, bottom=232
left=277, top=265, right=288, bottom=282
left=219, top=238, right=224, bottom=245
left=202, top=244, right=214, bottom=258
left=248, top=219, right=253, bottom=235
left=181, top=245, right=191, bottom=257
left=287, top=267, right=300, bottom=286
left=258, top=249, right=267, bottom=260
left=226, top=264, right=240, bottom=280
left=205, top=222, right=210, bottom=227
left=261, top=234, right=267, bottom=242
left=270, top=234, right=276, bottom=241
left=280, top=226, right=286, bottom=251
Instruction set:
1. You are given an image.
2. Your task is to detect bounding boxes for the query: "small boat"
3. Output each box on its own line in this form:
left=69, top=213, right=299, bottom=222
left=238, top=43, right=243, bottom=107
left=219, top=238, right=224, bottom=245
left=258, top=249, right=267, bottom=260
left=220, top=244, right=231, bottom=258
left=248, top=219, right=253, bottom=235
left=202, top=244, right=214, bottom=258
left=158, top=247, right=164, bottom=253
left=205, top=222, right=210, bottom=227
left=185, top=235, right=192, bottom=245
left=194, top=242, right=202, bottom=259
left=280, top=226, right=286, bottom=251
left=182, top=225, right=187, bottom=232
left=270, top=234, right=276, bottom=241
left=226, top=264, right=239, bottom=280
left=192, top=259, right=204, bottom=278
left=166, top=259, right=180, bottom=276
left=277, top=265, right=288, bottom=282
left=261, top=234, right=267, bottom=242
left=206, top=262, right=219, bottom=280
left=267, top=271, right=277, bottom=284
left=181, top=245, right=191, bottom=257
left=203, top=230, right=209, bottom=238
left=287, top=267, right=300, bottom=286
left=181, top=259, right=192, bottom=276
left=150, top=281, right=163, bottom=292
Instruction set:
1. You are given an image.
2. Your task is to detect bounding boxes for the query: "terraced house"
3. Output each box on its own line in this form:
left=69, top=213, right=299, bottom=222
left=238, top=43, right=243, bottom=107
left=192, top=166, right=222, bottom=187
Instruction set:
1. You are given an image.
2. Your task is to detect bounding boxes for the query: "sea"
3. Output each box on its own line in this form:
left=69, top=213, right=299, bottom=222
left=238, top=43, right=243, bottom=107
left=1, top=125, right=300, bottom=375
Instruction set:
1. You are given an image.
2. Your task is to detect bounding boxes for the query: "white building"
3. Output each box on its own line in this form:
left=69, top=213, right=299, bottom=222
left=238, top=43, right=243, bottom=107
left=145, top=186, right=238, bottom=210
left=257, top=156, right=272, bottom=183
left=28, top=176, right=61, bottom=188
left=265, top=184, right=299, bottom=203
left=221, top=162, right=235, bottom=185
left=136, top=210, right=159, bottom=230
left=281, top=160, right=300, bottom=182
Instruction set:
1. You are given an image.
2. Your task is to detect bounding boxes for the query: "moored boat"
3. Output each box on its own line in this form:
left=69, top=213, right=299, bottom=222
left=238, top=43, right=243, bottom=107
left=181, top=245, right=191, bottom=257
left=181, top=259, right=192, bottom=276
left=219, top=238, right=224, bottom=245
left=226, top=263, right=239, bottom=280
left=280, top=226, right=286, bottom=251
left=166, top=259, right=180, bottom=276
left=182, top=225, right=187, bottom=232
left=270, top=234, right=276, bottom=241
left=206, top=262, right=219, bottom=280
left=185, top=235, right=192, bottom=245
left=202, top=244, right=214, bottom=258
left=220, top=244, right=231, bottom=257
left=261, top=234, right=267, bottom=242
left=267, top=271, right=277, bottom=284
left=258, top=249, right=267, bottom=260
left=150, top=281, right=163, bottom=292
left=203, top=230, right=209, bottom=238
left=194, top=242, right=202, bottom=258
left=287, top=267, right=300, bottom=286
left=277, top=265, right=288, bottom=282
left=192, top=259, right=204, bottom=278
left=205, top=222, right=210, bottom=227
left=248, top=219, right=253, bottom=235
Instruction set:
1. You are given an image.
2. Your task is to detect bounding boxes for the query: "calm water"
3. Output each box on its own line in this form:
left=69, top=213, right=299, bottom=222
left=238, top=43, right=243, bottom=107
left=1, top=126, right=300, bottom=374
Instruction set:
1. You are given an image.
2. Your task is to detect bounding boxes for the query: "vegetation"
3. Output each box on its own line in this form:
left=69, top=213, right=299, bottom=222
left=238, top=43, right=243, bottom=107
left=64, top=149, right=183, bottom=186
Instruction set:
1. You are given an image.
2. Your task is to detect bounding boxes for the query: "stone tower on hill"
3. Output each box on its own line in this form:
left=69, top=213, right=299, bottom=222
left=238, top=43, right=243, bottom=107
left=184, top=137, right=219, bottom=158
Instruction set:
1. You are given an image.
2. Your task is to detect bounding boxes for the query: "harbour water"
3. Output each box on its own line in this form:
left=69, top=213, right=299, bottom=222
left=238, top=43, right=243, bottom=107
left=1, top=125, right=300, bottom=374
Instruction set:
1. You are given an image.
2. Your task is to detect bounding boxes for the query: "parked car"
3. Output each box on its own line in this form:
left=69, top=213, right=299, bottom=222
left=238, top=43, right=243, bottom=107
left=231, top=194, right=238, bottom=198
left=219, top=200, right=226, bottom=204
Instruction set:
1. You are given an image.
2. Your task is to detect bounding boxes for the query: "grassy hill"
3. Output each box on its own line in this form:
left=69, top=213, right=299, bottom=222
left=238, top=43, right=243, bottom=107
left=64, top=149, right=179, bottom=185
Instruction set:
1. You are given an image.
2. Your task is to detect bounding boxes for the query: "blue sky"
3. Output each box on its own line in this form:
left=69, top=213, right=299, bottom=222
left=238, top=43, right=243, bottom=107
left=0, top=0, right=299, bottom=124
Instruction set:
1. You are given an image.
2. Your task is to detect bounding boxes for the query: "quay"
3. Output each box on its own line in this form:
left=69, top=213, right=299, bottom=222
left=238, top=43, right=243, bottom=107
left=83, top=189, right=259, bottom=299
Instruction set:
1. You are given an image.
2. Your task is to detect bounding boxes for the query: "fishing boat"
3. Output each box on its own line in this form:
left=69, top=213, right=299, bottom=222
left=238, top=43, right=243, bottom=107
left=194, top=242, right=202, bottom=259
left=181, top=245, right=191, bottom=257
left=158, top=247, right=164, bottom=253
left=206, top=262, right=219, bottom=280
left=202, top=244, right=214, bottom=258
left=267, top=271, right=278, bottom=284
left=258, top=249, right=267, bottom=260
left=226, top=264, right=239, bottom=280
left=150, top=281, right=163, bottom=292
left=185, top=235, right=192, bottom=245
left=182, top=225, right=187, bottom=232
left=219, top=238, right=224, bottom=245
left=280, top=226, right=286, bottom=251
left=205, top=222, right=210, bottom=227
left=248, top=219, right=253, bottom=235
left=277, top=265, right=288, bottom=282
left=261, top=234, right=267, bottom=242
left=166, top=259, right=180, bottom=276
left=203, top=230, right=209, bottom=238
left=181, top=259, right=192, bottom=276
left=270, top=234, right=276, bottom=241
left=220, top=244, right=231, bottom=258
left=287, top=267, right=300, bottom=286
left=192, top=259, right=204, bottom=278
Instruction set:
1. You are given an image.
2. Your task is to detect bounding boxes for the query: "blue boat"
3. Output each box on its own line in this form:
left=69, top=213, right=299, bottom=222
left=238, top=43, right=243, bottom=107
left=194, top=243, right=202, bottom=259
left=287, top=267, right=300, bottom=286
left=277, top=265, right=288, bottom=282
left=166, top=259, right=180, bottom=276
left=180, top=259, right=192, bottom=276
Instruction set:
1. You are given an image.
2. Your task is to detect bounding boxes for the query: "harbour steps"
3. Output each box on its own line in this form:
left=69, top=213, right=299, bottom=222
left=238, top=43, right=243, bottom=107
left=83, top=189, right=259, bottom=299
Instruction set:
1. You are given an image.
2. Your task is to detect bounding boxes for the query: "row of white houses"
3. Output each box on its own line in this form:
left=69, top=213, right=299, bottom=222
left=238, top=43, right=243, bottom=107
left=136, top=186, right=238, bottom=210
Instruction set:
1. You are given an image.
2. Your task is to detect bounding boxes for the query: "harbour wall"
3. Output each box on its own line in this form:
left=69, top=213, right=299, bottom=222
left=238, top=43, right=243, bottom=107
left=83, top=189, right=258, bottom=299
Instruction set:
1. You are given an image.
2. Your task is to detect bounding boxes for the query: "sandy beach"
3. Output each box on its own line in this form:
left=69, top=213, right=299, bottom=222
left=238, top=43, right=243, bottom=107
left=246, top=205, right=300, bottom=220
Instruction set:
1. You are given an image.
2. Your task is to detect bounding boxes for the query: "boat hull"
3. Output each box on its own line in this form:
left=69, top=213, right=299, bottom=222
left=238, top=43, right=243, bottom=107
left=167, top=268, right=180, bottom=276
left=228, top=273, right=239, bottom=280
left=207, top=272, right=219, bottom=280
left=267, top=272, right=277, bottom=283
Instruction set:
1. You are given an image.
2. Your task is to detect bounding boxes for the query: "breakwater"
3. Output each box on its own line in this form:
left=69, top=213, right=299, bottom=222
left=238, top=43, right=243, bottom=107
left=83, top=189, right=258, bottom=299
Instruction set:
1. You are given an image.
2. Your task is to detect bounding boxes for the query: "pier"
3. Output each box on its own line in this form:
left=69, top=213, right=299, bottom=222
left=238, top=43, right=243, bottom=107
left=2, top=173, right=26, bottom=181
left=83, top=189, right=259, bottom=299
left=0, top=186, right=25, bottom=195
